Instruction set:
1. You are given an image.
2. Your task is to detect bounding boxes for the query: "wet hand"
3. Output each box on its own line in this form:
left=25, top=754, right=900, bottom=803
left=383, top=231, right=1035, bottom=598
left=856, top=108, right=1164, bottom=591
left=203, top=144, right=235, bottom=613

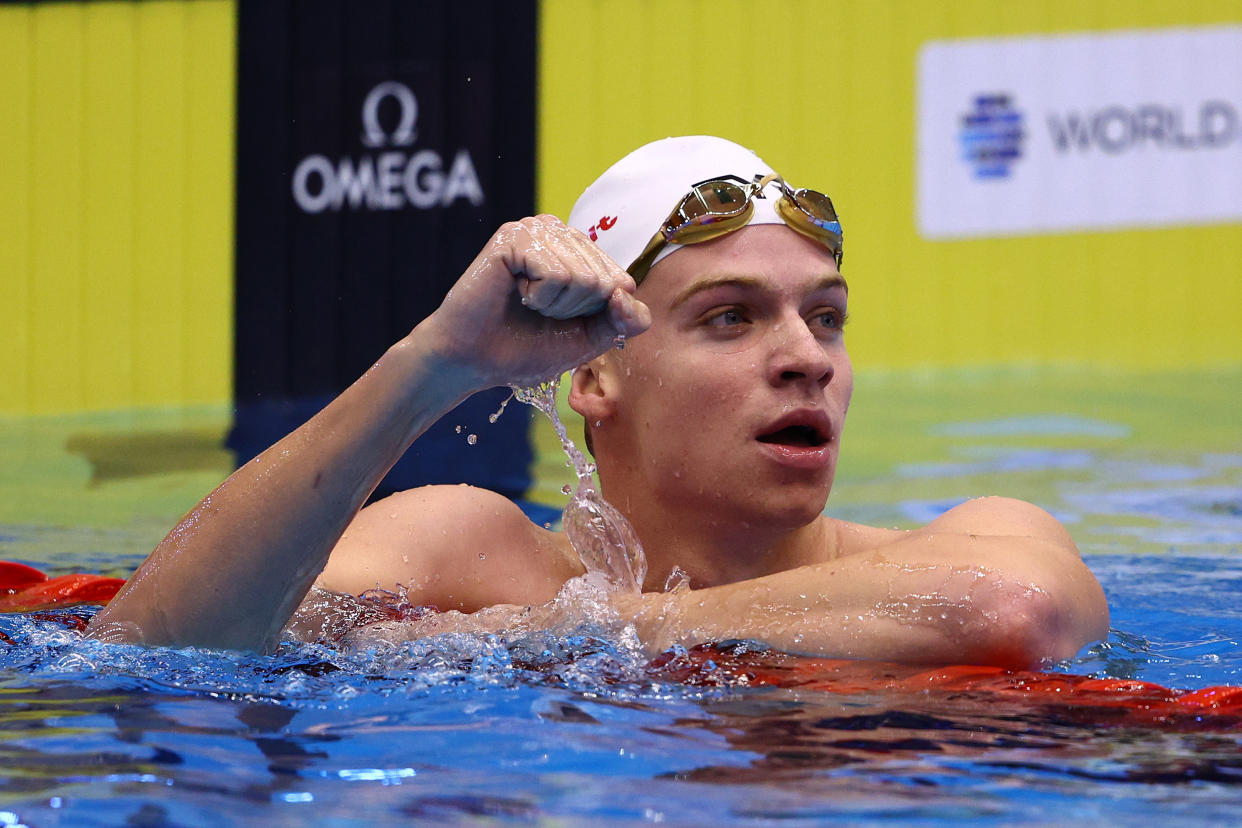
left=421, top=215, right=651, bottom=389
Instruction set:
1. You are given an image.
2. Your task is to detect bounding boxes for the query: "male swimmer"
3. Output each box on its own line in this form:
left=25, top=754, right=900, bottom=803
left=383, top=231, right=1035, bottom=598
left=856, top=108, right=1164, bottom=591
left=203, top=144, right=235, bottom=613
left=88, top=136, right=1108, bottom=666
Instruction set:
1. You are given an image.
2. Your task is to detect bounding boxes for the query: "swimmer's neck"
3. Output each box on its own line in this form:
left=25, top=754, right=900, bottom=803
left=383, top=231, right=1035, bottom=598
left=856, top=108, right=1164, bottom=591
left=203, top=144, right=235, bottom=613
left=607, top=499, right=840, bottom=590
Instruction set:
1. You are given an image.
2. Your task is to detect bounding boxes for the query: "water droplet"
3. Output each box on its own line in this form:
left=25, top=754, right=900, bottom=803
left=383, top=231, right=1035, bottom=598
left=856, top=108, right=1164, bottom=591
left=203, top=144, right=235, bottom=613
left=612, top=334, right=626, bottom=350
left=455, top=425, right=463, bottom=433
left=561, top=484, right=572, bottom=495
left=467, top=434, right=478, bottom=445
left=594, top=420, right=602, bottom=427
left=488, top=391, right=515, bottom=424
left=478, top=553, right=486, bottom=560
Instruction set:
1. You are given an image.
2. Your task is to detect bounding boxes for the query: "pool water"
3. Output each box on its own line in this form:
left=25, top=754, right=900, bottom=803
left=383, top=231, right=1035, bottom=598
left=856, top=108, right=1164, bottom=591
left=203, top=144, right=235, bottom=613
left=1, top=366, right=1239, bottom=825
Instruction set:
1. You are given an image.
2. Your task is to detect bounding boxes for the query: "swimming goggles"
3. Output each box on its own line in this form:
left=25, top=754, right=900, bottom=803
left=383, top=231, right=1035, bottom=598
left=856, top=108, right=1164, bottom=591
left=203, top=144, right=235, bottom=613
left=626, top=173, right=843, bottom=284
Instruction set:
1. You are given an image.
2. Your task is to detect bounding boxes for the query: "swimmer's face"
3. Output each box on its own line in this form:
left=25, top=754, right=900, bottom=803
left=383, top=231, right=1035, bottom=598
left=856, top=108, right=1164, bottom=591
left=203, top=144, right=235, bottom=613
left=585, top=224, right=852, bottom=527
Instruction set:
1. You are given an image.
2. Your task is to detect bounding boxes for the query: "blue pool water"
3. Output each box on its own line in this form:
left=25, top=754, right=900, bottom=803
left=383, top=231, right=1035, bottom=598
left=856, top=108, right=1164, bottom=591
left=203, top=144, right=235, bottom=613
left=1, top=369, right=1239, bottom=825
left=0, top=559, right=1240, bottom=827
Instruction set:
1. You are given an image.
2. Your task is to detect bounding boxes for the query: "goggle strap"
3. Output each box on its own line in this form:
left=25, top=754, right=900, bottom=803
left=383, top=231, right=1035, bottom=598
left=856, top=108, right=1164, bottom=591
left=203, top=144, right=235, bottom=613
left=627, top=234, right=668, bottom=283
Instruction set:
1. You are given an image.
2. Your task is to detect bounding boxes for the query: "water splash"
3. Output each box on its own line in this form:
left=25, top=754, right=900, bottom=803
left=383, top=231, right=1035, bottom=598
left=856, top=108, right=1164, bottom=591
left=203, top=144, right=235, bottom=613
left=0, top=606, right=663, bottom=703
left=513, top=377, right=647, bottom=594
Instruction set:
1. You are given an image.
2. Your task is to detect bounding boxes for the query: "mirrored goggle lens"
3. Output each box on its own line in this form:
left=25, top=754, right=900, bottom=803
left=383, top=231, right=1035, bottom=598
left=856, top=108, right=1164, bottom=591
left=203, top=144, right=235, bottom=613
left=681, top=181, right=750, bottom=221
left=664, top=181, right=754, bottom=243
left=790, top=189, right=839, bottom=226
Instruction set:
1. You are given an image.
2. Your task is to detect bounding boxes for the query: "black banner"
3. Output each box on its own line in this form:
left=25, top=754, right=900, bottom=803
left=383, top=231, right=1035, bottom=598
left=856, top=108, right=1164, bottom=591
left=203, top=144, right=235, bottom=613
left=232, top=0, right=538, bottom=500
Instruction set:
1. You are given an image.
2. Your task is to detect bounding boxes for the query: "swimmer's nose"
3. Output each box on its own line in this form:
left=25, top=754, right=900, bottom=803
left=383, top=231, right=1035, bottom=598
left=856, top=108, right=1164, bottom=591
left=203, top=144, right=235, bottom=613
left=768, top=319, right=834, bottom=388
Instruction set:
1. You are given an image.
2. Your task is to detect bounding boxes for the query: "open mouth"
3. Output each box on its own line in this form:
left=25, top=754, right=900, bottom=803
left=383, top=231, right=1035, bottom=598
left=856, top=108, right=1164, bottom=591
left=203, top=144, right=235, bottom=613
left=756, top=425, right=829, bottom=448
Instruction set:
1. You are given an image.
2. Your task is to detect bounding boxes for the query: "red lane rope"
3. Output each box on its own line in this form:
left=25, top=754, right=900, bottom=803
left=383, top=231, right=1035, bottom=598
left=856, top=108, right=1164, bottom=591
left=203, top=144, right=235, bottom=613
left=649, top=645, right=1242, bottom=728
left=0, top=562, right=125, bottom=613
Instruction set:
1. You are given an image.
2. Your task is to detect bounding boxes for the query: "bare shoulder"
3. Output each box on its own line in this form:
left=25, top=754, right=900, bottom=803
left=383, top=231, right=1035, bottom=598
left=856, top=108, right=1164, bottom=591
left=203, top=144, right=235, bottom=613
left=924, top=496, right=1077, bottom=550
left=316, top=484, right=581, bottom=610
left=828, top=497, right=1076, bottom=559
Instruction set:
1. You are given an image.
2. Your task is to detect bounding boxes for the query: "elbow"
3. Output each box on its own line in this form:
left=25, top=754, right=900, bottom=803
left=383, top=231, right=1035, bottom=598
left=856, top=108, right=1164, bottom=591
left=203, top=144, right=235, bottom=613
left=963, top=574, right=1109, bottom=668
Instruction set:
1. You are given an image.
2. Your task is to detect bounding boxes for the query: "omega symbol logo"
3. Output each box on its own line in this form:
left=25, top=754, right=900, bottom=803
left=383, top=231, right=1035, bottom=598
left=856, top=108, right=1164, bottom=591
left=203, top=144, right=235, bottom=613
left=360, top=81, right=418, bottom=148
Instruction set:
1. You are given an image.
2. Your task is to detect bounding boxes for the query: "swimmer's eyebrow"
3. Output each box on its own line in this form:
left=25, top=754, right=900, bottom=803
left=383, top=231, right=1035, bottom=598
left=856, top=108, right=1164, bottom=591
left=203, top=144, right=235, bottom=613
left=669, top=273, right=848, bottom=310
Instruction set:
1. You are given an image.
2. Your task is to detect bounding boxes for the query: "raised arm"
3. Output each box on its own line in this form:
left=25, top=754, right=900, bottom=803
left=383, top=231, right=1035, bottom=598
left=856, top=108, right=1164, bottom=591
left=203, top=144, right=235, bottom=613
left=632, top=498, right=1109, bottom=668
left=87, top=216, right=649, bottom=652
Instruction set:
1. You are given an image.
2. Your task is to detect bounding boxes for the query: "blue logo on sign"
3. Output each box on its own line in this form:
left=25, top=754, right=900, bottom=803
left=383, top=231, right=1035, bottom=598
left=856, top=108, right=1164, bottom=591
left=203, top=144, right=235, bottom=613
left=959, top=94, right=1024, bottom=178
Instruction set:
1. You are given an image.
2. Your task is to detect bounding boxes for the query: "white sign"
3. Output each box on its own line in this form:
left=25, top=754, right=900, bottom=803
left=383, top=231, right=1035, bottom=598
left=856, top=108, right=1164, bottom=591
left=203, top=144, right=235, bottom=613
left=917, top=26, right=1242, bottom=239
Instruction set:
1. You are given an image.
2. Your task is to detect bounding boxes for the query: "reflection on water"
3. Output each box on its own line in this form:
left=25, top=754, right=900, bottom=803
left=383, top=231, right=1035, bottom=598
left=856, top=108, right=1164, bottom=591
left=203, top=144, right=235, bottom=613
left=666, top=689, right=1242, bottom=823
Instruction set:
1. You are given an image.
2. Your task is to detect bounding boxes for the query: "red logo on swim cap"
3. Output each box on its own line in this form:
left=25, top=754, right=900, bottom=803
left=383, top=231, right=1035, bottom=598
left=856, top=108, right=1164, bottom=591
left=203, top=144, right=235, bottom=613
left=587, top=215, right=617, bottom=242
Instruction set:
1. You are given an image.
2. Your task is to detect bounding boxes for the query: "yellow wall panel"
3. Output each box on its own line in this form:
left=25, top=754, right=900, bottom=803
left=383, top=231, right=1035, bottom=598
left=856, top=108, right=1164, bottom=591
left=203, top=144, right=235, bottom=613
left=29, top=6, right=86, bottom=412
left=183, top=1, right=236, bottom=407
left=539, top=0, right=1242, bottom=370
left=133, top=2, right=189, bottom=408
left=0, top=0, right=235, bottom=416
left=83, top=3, right=137, bottom=410
left=0, top=9, right=33, bottom=412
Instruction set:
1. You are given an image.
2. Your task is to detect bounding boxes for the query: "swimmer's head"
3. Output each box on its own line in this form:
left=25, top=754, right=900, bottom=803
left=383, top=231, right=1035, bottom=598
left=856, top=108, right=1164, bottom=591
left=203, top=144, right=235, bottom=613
left=569, top=136, right=842, bottom=284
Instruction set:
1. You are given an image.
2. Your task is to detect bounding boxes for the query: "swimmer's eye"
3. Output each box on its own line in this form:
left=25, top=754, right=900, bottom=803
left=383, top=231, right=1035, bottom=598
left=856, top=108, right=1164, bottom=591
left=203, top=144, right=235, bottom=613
left=703, top=307, right=749, bottom=328
left=810, top=308, right=848, bottom=333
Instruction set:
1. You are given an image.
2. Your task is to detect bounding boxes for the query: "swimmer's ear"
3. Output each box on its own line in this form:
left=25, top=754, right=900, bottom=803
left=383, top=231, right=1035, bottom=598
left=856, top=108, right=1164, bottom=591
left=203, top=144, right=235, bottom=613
left=568, top=356, right=619, bottom=422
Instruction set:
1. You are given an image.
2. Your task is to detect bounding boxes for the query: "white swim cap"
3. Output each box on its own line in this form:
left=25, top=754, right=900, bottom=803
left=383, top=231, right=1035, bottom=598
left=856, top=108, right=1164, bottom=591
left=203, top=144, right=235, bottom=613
left=568, top=136, right=786, bottom=275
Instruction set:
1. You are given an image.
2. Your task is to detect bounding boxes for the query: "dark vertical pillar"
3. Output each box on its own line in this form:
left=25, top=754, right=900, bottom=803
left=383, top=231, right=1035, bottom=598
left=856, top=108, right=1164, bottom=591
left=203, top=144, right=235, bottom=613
left=232, top=0, right=537, bottom=501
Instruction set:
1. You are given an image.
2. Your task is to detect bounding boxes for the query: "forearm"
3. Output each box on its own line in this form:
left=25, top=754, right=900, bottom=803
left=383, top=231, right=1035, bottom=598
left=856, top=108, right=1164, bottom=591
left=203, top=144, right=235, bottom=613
left=632, top=534, right=1109, bottom=667
left=88, top=322, right=479, bottom=651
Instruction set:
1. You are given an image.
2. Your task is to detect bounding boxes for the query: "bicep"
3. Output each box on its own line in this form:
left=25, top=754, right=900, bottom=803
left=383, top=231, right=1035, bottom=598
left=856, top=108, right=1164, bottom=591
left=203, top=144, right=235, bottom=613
left=316, top=485, right=499, bottom=597
left=315, top=485, right=571, bottom=612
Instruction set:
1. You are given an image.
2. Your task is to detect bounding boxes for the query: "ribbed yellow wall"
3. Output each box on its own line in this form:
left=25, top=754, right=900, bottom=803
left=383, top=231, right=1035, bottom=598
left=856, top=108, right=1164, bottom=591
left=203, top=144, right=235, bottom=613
left=539, top=0, right=1242, bottom=370
left=0, top=0, right=235, bottom=415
